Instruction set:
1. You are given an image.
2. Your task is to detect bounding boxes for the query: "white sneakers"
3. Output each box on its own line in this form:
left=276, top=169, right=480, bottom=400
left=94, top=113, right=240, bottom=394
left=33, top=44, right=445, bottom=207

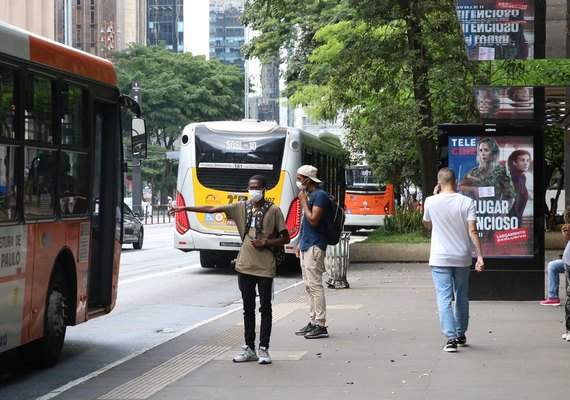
left=232, top=345, right=272, bottom=364
left=232, top=345, right=258, bottom=362
left=258, top=346, right=272, bottom=364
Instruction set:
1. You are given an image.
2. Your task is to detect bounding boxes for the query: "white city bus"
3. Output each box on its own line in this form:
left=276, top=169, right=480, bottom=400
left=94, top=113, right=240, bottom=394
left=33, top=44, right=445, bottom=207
left=173, top=120, right=346, bottom=268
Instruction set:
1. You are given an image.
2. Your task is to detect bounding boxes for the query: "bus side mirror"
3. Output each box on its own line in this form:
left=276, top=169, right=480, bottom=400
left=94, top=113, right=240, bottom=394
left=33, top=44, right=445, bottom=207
left=132, top=117, right=147, bottom=160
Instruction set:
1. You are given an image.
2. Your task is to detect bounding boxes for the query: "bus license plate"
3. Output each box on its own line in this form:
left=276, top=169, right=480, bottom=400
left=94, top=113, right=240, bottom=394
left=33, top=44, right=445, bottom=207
left=219, top=242, right=240, bottom=248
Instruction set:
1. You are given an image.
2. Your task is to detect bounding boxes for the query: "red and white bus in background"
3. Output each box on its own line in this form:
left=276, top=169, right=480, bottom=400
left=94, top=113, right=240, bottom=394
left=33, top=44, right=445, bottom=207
left=0, top=22, right=145, bottom=367
left=344, top=165, right=394, bottom=232
left=173, top=120, right=346, bottom=268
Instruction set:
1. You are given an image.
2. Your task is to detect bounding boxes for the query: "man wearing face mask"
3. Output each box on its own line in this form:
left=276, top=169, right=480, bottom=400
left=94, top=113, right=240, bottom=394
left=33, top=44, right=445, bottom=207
left=294, top=165, right=330, bottom=339
left=170, top=175, right=290, bottom=364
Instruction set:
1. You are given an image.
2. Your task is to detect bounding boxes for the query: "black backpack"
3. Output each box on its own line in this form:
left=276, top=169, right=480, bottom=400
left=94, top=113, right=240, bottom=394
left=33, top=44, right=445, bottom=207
left=326, top=194, right=345, bottom=245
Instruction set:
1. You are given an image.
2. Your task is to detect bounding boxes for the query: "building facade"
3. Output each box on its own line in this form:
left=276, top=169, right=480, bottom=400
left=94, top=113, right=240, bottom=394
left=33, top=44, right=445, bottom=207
left=122, top=0, right=147, bottom=49
left=53, top=0, right=117, bottom=56
left=209, top=0, right=245, bottom=72
left=52, top=0, right=146, bottom=57
left=147, top=0, right=184, bottom=52
left=257, top=58, right=280, bottom=122
left=0, top=0, right=55, bottom=39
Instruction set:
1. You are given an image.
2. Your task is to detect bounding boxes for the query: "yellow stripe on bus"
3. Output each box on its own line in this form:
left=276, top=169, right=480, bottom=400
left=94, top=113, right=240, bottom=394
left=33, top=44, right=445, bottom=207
left=191, top=168, right=285, bottom=231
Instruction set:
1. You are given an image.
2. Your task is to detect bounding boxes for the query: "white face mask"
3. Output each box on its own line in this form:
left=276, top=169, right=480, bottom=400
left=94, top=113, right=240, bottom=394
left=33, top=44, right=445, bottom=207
left=248, top=189, right=264, bottom=202
left=296, top=181, right=306, bottom=191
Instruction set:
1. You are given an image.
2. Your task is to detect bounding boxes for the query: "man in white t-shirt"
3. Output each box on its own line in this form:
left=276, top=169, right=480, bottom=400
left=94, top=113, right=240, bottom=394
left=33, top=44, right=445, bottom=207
left=423, top=167, right=485, bottom=352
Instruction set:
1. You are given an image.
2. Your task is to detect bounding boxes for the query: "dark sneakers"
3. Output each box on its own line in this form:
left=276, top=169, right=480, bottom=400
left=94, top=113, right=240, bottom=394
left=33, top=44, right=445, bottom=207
left=295, top=322, right=314, bottom=336
left=443, top=339, right=458, bottom=352
left=456, top=335, right=467, bottom=347
left=304, top=324, right=329, bottom=339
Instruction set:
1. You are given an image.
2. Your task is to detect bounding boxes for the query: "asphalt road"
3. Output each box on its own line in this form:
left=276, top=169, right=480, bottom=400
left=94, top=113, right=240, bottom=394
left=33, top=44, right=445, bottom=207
left=0, top=223, right=368, bottom=400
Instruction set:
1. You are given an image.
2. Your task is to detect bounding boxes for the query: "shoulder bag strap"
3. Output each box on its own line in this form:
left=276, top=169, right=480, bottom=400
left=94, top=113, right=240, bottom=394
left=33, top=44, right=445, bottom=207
left=255, top=201, right=274, bottom=239
left=243, top=200, right=253, bottom=241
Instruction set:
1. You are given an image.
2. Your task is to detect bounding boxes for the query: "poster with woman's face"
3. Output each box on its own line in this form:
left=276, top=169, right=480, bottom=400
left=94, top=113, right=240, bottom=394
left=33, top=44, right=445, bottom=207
left=449, top=135, right=534, bottom=257
left=475, top=87, right=534, bottom=121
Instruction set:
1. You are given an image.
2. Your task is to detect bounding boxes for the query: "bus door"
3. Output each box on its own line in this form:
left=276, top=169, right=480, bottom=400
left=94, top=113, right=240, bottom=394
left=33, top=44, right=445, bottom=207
left=89, top=101, right=121, bottom=312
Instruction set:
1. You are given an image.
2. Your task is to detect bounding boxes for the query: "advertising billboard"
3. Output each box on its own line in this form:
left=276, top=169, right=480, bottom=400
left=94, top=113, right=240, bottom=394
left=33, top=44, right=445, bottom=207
left=455, top=0, right=537, bottom=60
left=449, top=135, right=534, bottom=257
left=438, top=124, right=544, bottom=267
left=475, top=86, right=535, bottom=121
left=438, top=125, right=546, bottom=301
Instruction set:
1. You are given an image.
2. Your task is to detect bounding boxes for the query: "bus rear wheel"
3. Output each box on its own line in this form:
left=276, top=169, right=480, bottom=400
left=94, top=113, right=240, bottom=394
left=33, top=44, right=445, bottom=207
left=200, top=251, right=216, bottom=268
left=18, top=264, right=68, bottom=368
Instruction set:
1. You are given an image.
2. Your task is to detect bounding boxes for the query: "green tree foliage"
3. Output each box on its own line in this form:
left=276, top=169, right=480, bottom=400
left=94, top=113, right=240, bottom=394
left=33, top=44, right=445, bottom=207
left=113, top=44, right=245, bottom=149
left=242, top=0, right=482, bottom=198
left=112, top=44, right=245, bottom=202
left=243, top=0, right=570, bottom=216
left=476, top=59, right=570, bottom=87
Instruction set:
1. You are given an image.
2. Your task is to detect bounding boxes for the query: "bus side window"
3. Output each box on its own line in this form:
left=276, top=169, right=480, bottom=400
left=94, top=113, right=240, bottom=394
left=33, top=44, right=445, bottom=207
left=0, top=67, right=15, bottom=139
left=24, top=149, right=56, bottom=218
left=60, top=152, right=88, bottom=215
left=25, top=74, right=54, bottom=143
left=61, top=85, right=86, bottom=147
left=303, top=148, right=314, bottom=166
left=0, top=145, right=17, bottom=220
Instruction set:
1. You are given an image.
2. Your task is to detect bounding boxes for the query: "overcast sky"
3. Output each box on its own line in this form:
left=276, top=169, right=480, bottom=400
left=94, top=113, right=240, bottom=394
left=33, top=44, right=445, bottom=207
left=183, top=0, right=262, bottom=95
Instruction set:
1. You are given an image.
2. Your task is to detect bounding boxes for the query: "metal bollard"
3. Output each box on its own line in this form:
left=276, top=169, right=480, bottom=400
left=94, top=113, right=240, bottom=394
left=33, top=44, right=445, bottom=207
left=325, top=231, right=351, bottom=289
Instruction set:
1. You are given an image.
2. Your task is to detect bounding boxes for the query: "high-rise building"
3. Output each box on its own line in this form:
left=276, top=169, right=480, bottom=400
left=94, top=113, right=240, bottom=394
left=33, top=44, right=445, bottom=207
left=0, top=0, right=55, bottom=39
left=53, top=0, right=146, bottom=57
left=257, top=58, right=280, bottom=122
left=53, top=0, right=114, bottom=56
left=147, top=0, right=184, bottom=52
left=209, top=0, right=245, bottom=72
left=122, top=0, right=147, bottom=49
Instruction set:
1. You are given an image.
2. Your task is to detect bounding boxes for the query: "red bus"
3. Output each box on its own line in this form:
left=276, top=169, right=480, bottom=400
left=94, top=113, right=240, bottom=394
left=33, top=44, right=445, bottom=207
left=344, top=165, right=394, bottom=232
left=0, top=22, right=145, bottom=367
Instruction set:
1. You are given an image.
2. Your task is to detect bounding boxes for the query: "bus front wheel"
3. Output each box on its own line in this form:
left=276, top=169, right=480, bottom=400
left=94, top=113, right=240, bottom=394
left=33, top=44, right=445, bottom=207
left=18, top=264, right=68, bottom=368
left=133, top=228, right=144, bottom=249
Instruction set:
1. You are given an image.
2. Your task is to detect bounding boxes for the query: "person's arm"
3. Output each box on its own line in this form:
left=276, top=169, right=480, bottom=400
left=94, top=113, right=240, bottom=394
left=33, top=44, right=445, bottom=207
left=298, top=190, right=325, bottom=227
left=561, top=224, right=570, bottom=242
left=169, top=205, right=224, bottom=215
left=468, top=219, right=484, bottom=272
left=422, top=196, right=432, bottom=230
left=265, top=229, right=291, bottom=248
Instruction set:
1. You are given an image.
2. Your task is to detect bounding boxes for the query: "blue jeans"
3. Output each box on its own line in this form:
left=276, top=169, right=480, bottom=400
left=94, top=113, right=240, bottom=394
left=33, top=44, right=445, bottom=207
left=546, top=259, right=565, bottom=299
left=431, top=266, right=471, bottom=340
left=564, top=264, right=570, bottom=332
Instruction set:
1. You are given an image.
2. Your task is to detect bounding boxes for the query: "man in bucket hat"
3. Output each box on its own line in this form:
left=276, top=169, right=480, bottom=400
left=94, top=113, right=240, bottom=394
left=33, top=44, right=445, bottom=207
left=294, top=165, right=330, bottom=339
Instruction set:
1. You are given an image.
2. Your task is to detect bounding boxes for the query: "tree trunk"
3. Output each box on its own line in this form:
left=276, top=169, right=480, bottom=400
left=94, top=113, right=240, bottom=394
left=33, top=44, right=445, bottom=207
left=400, top=0, right=438, bottom=202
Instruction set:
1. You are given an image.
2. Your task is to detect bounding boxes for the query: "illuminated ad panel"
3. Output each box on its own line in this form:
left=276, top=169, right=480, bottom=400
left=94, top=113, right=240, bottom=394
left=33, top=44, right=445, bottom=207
left=455, top=0, right=537, bottom=60
left=475, top=86, right=535, bottom=121
left=448, top=134, right=534, bottom=257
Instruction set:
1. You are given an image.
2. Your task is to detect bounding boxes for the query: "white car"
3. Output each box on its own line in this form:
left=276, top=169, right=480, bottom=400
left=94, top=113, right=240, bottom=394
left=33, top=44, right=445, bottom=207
left=123, top=197, right=152, bottom=217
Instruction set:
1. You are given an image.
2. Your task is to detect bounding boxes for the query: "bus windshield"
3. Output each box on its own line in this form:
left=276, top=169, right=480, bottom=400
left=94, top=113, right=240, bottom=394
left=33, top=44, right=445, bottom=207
left=345, top=167, right=382, bottom=190
left=195, top=127, right=286, bottom=191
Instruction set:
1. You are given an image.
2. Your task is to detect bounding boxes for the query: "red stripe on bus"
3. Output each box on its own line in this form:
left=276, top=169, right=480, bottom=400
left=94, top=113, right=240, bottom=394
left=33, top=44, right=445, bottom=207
left=28, top=35, right=118, bottom=86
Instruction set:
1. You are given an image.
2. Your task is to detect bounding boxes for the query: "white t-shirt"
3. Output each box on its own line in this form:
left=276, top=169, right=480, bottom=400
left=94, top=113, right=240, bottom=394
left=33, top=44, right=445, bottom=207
left=562, top=240, right=570, bottom=266
left=423, top=192, right=476, bottom=267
